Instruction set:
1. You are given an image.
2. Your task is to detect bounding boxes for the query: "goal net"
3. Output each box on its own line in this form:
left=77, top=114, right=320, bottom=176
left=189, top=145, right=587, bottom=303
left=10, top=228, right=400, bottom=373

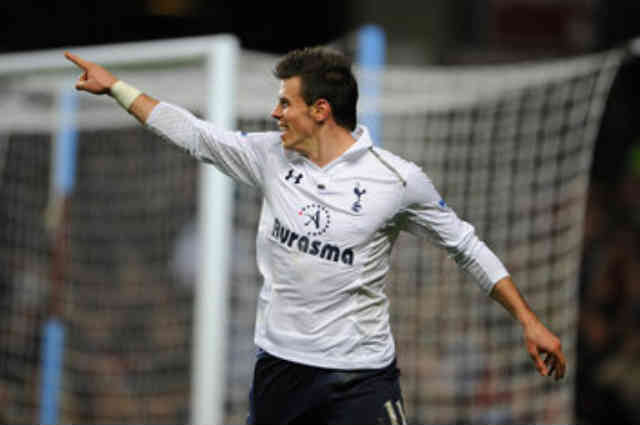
left=0, top=36, right=623, bottom=424
left=378, top=52, right=623, bottom=424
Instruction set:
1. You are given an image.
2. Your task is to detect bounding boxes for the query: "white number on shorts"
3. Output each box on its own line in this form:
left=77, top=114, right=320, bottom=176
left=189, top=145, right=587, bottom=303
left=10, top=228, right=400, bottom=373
left=384, top=400, right=406, bottom=425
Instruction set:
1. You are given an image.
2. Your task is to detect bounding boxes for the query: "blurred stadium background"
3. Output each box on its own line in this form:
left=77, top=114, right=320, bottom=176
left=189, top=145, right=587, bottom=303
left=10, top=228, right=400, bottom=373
left=1, top=1, right=639, bottom=424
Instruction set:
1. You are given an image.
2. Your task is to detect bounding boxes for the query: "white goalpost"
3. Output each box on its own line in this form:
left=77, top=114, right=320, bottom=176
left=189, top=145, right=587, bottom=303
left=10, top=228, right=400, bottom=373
left=192, top=36, right=238, bottom=425
left=0, top=35, right=238, bottom=425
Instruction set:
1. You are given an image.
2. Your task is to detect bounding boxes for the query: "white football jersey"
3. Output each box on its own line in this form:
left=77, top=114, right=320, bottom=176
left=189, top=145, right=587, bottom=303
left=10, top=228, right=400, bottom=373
left=147, top=102, right=509, bottom=369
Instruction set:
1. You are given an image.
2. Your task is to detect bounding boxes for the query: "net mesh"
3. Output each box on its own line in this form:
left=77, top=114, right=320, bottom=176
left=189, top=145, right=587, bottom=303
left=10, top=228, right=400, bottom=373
left=0, top=43, right=623, bottom=424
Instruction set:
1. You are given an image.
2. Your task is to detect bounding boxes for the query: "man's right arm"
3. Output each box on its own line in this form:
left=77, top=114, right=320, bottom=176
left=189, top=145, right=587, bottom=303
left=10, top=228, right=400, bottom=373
left=64, top=52, right=269, bottom=189
left=128, top=94, right=159, bottom=123
left=64, top=52, right=158, bottom=123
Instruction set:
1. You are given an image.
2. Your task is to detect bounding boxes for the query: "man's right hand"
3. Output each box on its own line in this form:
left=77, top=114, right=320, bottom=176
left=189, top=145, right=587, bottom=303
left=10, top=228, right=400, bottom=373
left=64, top=52, right=118, bottom=95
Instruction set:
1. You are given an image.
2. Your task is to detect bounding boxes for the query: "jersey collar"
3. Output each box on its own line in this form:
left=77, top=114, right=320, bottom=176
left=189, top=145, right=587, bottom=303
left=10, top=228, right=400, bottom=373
left=284, top=124, right=374, bottom=165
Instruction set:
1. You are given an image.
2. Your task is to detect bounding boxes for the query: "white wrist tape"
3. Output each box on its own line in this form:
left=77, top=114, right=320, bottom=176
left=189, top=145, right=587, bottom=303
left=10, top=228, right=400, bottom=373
left=110, top=80, right=142, bottom=110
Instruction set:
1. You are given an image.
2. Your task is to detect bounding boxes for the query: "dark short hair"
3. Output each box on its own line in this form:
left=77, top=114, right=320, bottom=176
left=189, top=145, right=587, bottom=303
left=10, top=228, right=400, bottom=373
left=274, top=47, right=358, bottom=131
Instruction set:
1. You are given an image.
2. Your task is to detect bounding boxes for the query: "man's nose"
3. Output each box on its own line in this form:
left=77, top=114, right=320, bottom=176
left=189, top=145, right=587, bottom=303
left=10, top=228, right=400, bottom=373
left=271, top=105, right=281, bottom=120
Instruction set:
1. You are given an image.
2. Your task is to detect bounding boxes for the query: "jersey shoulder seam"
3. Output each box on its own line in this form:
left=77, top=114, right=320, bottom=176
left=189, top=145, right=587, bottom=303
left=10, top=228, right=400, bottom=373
left=367, top=146, right=409, bottom=187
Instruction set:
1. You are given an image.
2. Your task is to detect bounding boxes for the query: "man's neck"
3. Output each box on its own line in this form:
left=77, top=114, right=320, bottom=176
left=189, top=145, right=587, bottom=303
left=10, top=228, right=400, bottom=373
left=297, top=125, right=356, bottom=168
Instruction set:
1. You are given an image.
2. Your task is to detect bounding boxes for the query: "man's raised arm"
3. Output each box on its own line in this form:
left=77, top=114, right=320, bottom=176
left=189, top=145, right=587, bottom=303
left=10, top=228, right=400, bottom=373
left=64, top=52, right=158, bottom=123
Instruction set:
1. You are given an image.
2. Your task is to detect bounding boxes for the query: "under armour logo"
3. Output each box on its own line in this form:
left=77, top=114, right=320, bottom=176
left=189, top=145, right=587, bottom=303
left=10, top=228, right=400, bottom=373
left=285, top=169, right=303, bottom=184
left=352, top=183, right=366, bottom=212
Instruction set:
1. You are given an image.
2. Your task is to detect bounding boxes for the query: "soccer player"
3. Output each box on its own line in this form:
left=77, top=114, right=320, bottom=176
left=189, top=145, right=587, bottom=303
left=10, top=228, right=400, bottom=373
left=65, top=47, right=566, bottom=425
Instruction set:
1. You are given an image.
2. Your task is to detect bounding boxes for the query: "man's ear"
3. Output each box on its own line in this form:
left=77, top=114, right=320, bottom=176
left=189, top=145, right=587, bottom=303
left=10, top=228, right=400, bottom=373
left=312, top=99, right=331, bottom=123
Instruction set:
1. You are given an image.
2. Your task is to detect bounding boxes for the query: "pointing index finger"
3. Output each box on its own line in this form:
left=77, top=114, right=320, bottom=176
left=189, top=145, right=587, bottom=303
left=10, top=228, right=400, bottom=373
left=64, top=52, right=89, bottom=70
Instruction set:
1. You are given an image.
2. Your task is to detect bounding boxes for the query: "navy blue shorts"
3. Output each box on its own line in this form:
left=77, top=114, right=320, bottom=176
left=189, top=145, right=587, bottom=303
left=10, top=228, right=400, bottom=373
left=247, top=349, right=407, bottom=425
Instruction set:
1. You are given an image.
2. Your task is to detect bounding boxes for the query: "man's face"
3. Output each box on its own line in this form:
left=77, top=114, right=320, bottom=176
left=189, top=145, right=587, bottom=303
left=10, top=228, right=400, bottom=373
left=271, top=76, right=316, bottom=151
